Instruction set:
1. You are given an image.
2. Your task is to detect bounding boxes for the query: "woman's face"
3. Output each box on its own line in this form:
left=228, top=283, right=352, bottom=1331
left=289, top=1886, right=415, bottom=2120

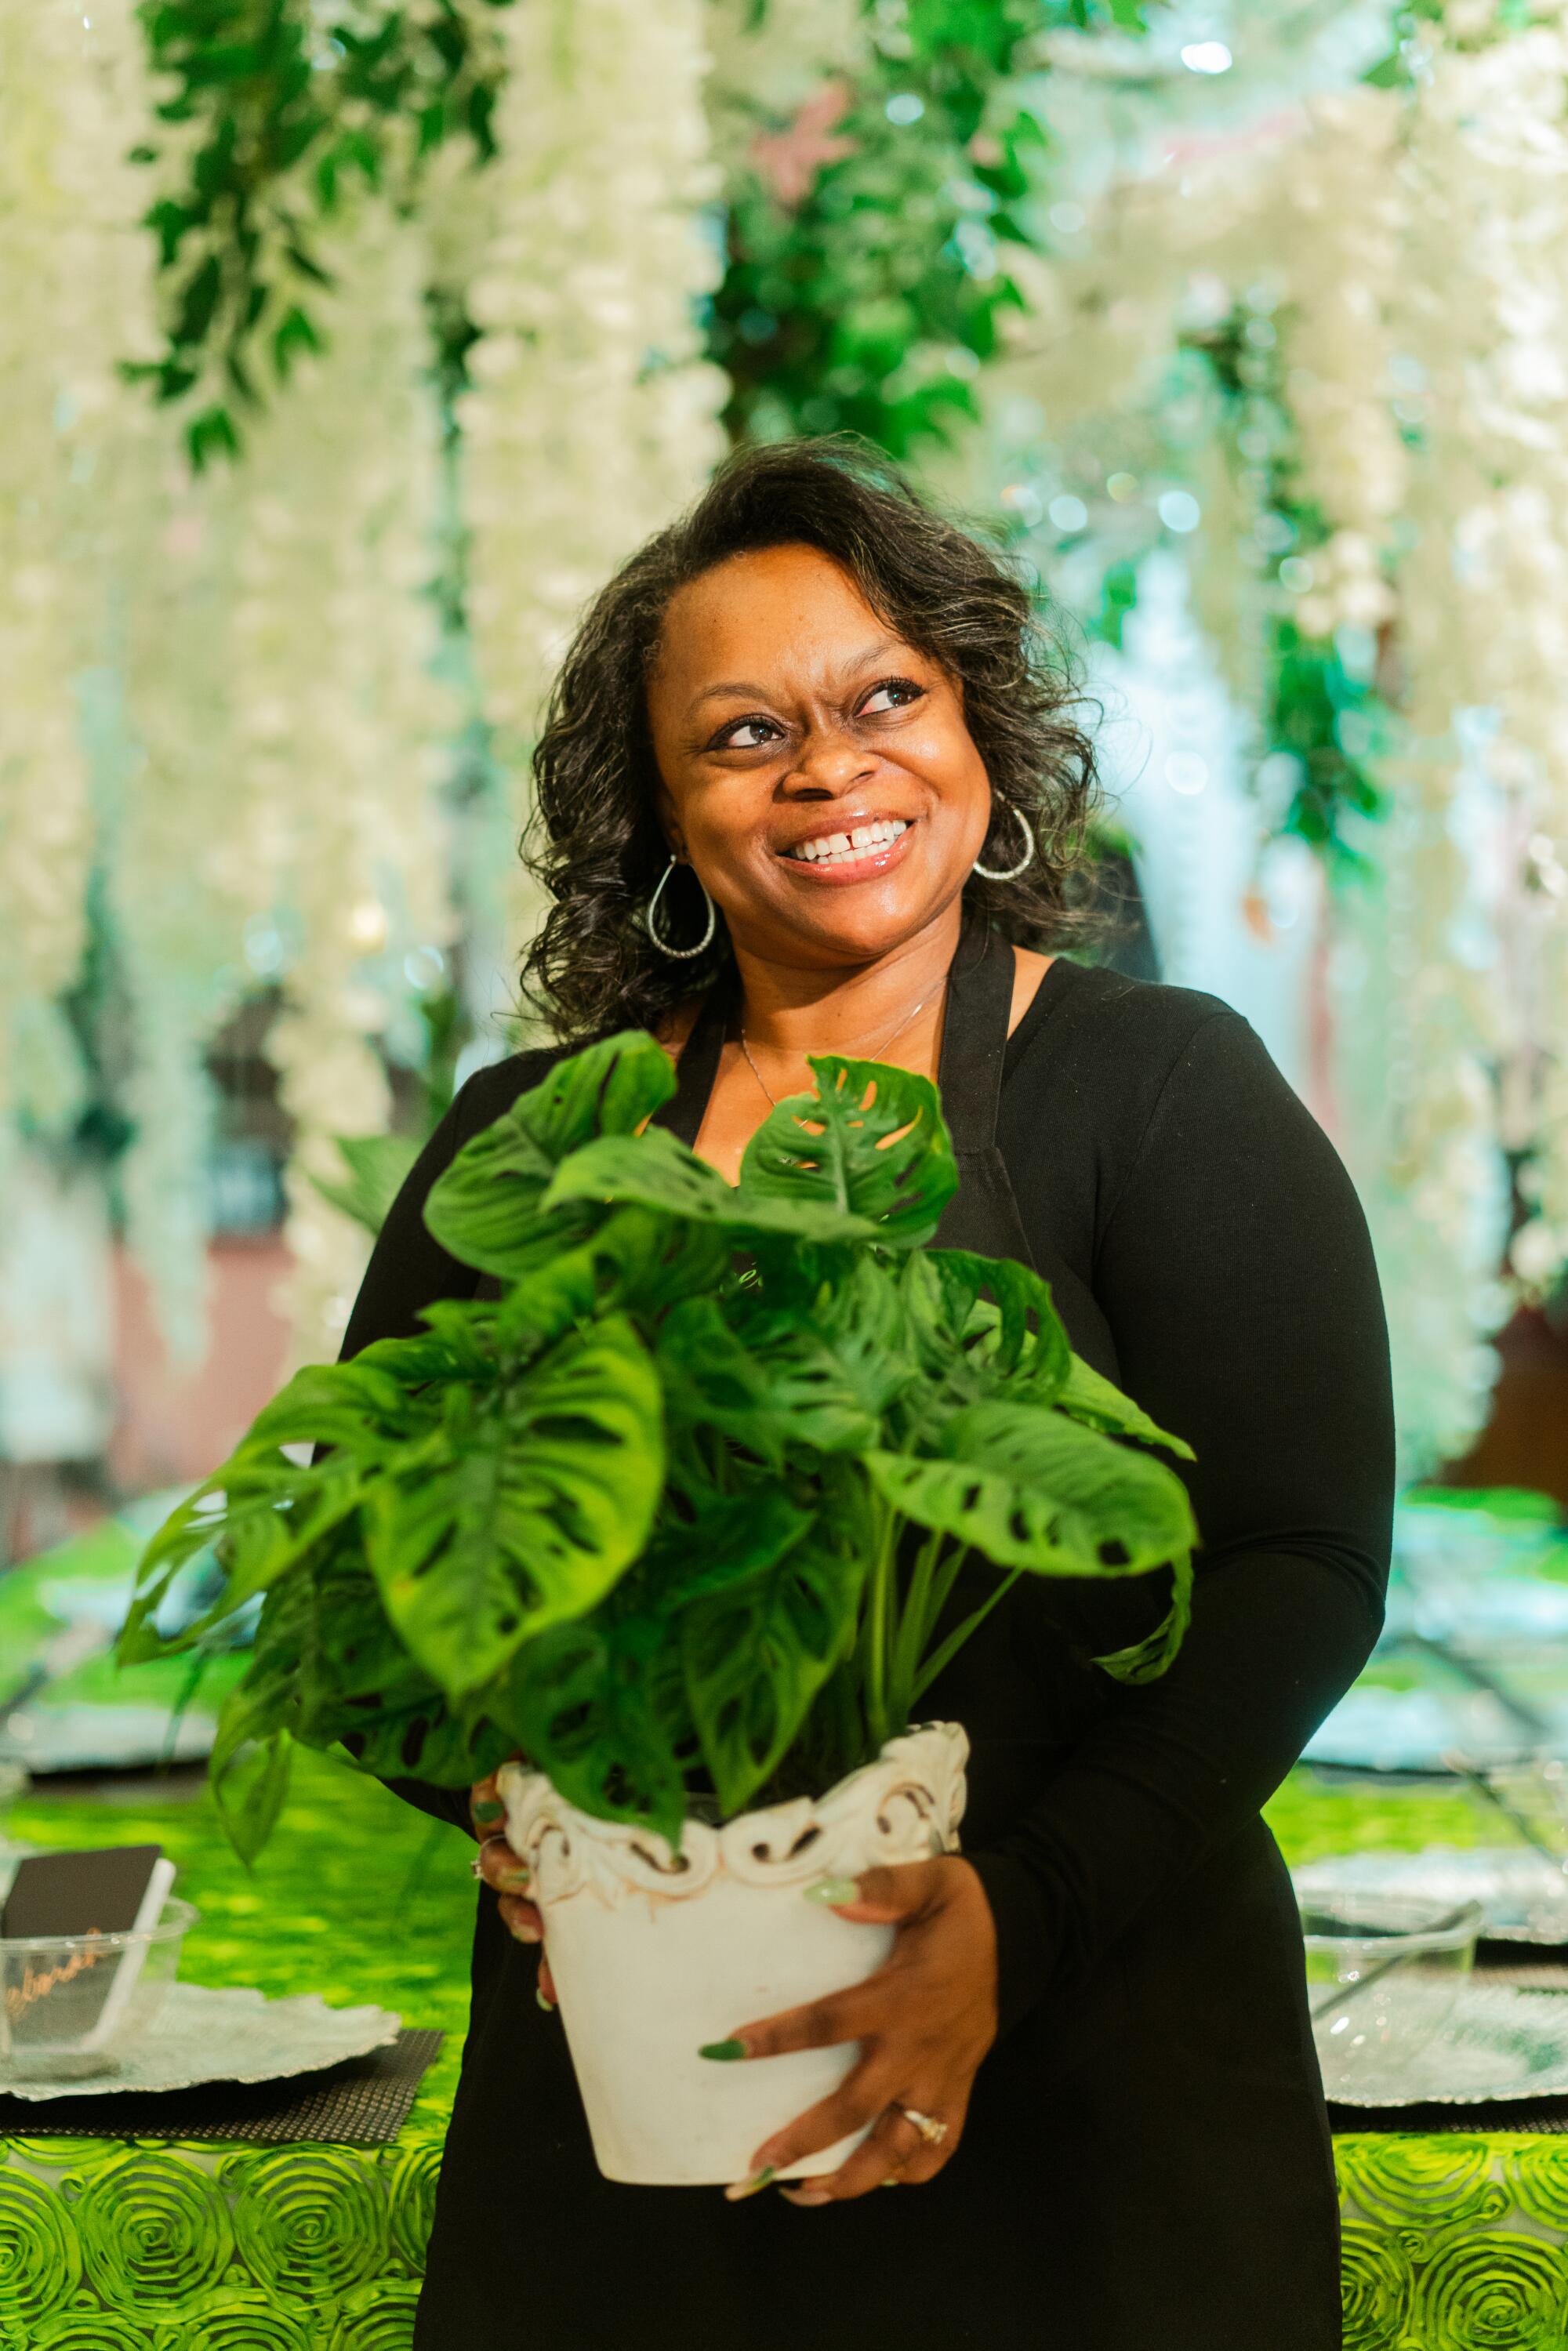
left=645, top=543, right=993, bottom=970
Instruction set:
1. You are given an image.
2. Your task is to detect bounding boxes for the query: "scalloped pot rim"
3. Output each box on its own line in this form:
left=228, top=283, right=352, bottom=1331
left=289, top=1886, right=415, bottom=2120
left=496, top=1722, right=970, bottom=2185
left=496, top=1721, right=969, bottom=1904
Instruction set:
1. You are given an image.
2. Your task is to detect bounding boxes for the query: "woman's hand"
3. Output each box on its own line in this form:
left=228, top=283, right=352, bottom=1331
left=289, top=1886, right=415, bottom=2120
left=713, top=1856, right=998, bottom=2204
left=469, top=1766, right=556, bottom=2007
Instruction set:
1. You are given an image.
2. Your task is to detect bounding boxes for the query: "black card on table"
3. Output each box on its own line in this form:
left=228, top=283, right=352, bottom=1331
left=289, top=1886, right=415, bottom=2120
left=2, top=1845, right=169, bottom=2055
left=1, top=1845, right=165, bottom=1940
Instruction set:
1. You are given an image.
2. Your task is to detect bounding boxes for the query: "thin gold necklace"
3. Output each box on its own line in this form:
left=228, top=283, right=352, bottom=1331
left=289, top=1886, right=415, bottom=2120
left=738, top=981, right=945, bottom=1110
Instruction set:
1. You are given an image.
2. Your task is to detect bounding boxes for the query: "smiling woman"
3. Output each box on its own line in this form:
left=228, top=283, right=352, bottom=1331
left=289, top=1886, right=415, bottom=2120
left=339, top=435, right=1394, bottom=2351
left=522, top=436, right=1099, bottom=1047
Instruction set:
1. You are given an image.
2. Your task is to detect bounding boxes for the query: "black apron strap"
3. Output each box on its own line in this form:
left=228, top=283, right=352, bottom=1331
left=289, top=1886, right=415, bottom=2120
left=644, top=909, right=1036, bottom=1271
left=928, top=916, right=1038, bottom=1272
left=934, top=909, right=1014, bottom=1151
left=650, top=966, right=735, bottom=1150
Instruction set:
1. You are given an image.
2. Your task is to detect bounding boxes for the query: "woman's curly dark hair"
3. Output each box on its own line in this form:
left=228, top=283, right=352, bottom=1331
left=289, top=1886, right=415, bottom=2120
left=521, top=435, right=1103, bottom=1041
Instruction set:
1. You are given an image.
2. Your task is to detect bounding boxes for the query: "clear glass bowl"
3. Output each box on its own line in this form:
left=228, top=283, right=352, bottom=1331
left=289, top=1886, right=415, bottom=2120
left=0, top=1841, right=43, bottom=1907
left=1443, top=1744, right=1568, bottom=1935
left=0, top=1896, right=196, bottom=2081
left=1299, top=1888, right=1483, bottom=2098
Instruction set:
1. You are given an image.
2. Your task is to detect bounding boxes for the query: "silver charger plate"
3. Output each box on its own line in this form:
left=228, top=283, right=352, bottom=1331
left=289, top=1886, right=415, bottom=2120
left=1324, top=1982, right=1568, bottom=2106
left=1294, top=1846, right=1568, bottom=1943
left=0, top=1700, right=218, bottom=1774
left=1301, top=1685, right=1568, bottom=1774
left=0, top=1982, right=400, bottom=2102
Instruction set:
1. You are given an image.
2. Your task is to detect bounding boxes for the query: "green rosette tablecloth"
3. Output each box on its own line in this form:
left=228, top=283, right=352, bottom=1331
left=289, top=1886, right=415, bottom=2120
left=0, top=1754, right=455, bottom=2351
left=2, top=1756, right=1565, bottom=2349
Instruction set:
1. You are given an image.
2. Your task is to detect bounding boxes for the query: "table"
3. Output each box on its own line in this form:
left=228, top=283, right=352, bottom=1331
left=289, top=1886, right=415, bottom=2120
left=2, top=1756, right=1565, bottom=2349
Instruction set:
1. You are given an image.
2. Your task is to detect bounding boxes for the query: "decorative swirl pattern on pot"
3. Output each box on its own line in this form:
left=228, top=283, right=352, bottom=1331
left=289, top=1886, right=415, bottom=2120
left=497, top=1724, right=969, bottom=1910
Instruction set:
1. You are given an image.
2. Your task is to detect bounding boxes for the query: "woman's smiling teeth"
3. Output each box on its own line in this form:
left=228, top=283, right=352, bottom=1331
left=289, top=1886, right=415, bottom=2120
left=783, top=818, right=909, bottom=865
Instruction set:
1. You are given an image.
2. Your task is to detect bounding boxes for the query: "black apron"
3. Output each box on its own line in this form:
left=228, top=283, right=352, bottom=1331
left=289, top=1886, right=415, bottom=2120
left=417, top=920, right=1343, bottom=2351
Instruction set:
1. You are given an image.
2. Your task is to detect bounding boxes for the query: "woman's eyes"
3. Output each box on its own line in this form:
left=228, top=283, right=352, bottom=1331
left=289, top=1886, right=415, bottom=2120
left=858, top=677, right=925, bottom=716
left=714, top=715, right=785, bottom=749
left=710, top=677, right=924, bottom=750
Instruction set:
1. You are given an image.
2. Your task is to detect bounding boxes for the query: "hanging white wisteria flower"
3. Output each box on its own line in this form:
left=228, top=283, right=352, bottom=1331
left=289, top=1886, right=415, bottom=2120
left=0, top=0, right=163, bottom=1138
left=957, top=9, right=1568, bottom=1472
left=1256, top=69, right=1518, bottom=1472
left=219, top=204, right=456, bottom=1370
left=1266, top=87, right=1407, bottom=621
left=112, top=463, right=258, bottom=1369
left=1325, top=741, right=1515, bottom=1481
left=1382, top=16, right=1568, bottom=1302
left=458, top=0, right=729, bottom=946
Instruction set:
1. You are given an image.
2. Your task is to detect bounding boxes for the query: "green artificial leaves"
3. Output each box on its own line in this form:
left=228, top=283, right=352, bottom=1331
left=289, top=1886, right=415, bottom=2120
left=129, top=0, right=517, bottom=463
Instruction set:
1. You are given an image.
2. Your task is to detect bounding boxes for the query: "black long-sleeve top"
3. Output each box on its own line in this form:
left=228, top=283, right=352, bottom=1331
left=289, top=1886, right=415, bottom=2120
left=339, top=953, right=1394, bottom=2037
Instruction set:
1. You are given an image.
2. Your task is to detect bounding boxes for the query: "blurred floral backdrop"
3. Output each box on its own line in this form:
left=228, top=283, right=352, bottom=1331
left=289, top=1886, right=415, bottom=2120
left=5, top=0, right=1568, bottom=1508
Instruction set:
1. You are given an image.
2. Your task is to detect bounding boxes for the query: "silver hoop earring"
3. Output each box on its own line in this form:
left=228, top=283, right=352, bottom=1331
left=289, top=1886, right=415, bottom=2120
left=644, top=853, right=717, bottom=960
left=972, top=802, right=1036, bottom=883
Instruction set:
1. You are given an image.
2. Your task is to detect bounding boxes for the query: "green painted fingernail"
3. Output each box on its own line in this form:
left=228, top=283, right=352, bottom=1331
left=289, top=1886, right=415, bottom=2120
left=536, top=1985, right=555, bottom=2012
left=724, top=2165, right=775, bottom=2202
left=498, top=1865, right=532, bottom=1892
left=473, top=1799, right=503, bottom=1824
left=699, top=2037, right=747, bottom=2062
left=804, top=1875, right=859, bottom=1907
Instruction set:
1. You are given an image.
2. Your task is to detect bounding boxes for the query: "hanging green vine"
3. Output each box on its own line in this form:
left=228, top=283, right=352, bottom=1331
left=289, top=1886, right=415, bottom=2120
left=129, top=0, right=515, bottom=466
left=1193, top=307, right=1392, bottom=870
left=129, top=0, right=1167, bottom=469
left=711, top=2, right=1151, bottom=459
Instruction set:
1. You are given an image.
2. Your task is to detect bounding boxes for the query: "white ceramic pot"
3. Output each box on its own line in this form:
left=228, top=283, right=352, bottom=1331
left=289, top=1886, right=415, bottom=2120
left=496, top=1722, right=969, bottom=2186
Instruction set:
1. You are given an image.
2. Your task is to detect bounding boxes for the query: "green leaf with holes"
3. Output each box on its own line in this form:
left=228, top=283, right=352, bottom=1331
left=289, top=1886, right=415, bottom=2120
left=540, top=1125, right=751, bottom=1228
left=862, top=1399, right=1196, bottom=1576
left=364, top=1315, right=665, bottom=1696
left=423, top=1032, right=676, bottom=1277
left=209, top=1604, right=300, bottom=1868
left=1088, top=1549, right=1196, bottom=1689
left=497, top=1616, right=688, bottom=1848
left=681, top=1525, right=867, bottom=1819
left=730, top=1254, right=914, bottom=1442
left=543, top=1123, right=884, bottom=1246
left=920, top=1250, right=1073, bottom=1396
left=736, top=1054, right=957, bottom=1246
left=1055, top=1352, right=1196, bottom=1460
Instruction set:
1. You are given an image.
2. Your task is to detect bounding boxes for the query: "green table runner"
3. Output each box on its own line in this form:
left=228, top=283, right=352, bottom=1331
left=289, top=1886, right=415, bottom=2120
left=1, top=1755, right=1564, bottom=2350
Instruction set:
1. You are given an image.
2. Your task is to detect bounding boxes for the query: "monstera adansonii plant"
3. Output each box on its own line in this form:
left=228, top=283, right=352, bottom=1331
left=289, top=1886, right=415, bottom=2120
left=118, top=1031, right=1197, bottom=1861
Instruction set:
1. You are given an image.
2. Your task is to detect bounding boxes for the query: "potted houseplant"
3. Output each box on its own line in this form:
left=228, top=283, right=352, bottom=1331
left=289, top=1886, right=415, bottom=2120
left=118, top=1032, right=1197, bottom=2184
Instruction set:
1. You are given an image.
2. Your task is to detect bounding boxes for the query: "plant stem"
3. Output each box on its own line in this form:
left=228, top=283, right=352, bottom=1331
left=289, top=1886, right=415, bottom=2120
left=913, top=1569, right=1023, bottom=1705
left=921, top=1540, right=971, bottom=1653
left=889, top=1523, right=945, bottom=1733
left=862, top=1503, right=897, bottom=1751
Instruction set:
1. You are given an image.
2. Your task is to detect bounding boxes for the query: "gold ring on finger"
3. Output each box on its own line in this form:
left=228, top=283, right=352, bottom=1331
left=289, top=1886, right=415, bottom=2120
left=896, top=2106, right=949, bottom=2147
